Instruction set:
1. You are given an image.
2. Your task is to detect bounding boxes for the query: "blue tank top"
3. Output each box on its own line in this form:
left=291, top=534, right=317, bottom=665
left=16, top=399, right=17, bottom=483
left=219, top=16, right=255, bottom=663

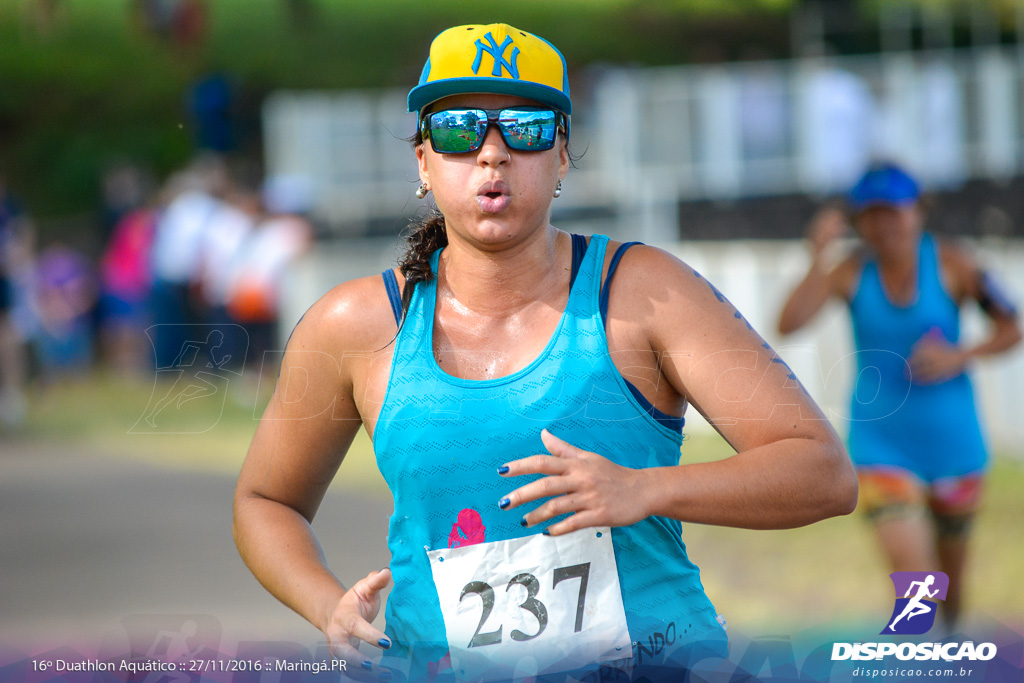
left=373, top=235, right=725, bottom=679
left=847, top=233, right=987, bottom=478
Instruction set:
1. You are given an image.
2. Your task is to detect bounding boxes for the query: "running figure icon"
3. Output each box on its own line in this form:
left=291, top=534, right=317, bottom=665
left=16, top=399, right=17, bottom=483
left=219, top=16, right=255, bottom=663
left=142, top=328, right=235, bottom=428
left=888, top=574, right=940, bottom=631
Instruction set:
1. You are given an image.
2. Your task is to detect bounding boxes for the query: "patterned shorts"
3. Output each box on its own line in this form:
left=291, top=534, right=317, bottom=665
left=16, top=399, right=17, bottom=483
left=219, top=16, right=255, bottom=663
left=857, top=466, right=984, bottom=524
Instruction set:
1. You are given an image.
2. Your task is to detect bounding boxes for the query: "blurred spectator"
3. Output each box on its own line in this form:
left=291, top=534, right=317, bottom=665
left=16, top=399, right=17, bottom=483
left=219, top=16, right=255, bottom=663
left=739, top=61, right=790, bottom=162
left=873, top=58, right=966, bottom=191
left=148, top=155, right=229, bottom=368
left=171, top=0, right=207, bottom=47
left=98, top=202, right=158, bottom=376
left=196, top=174, right=260, bottom=370
left=224, top=174, right=313, bottom=382
left=32, top=244, right=97, bottom=384
left=186, top=73, right=237, bottom=153
left=99, top=162, right=155, bottom=243
left=918, top=60, right=966, bottom=189
left=799, top=59, right=878, bottom=193
left=134, top=0, right=177, bottom=40
left=0, top=174, right=33, bottom=427
left=197, top=183, right=259, bottom=316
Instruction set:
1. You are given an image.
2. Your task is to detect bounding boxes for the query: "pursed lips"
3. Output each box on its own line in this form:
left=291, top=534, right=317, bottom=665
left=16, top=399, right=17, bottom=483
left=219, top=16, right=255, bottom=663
left=476, top=179, right=511, bottom=213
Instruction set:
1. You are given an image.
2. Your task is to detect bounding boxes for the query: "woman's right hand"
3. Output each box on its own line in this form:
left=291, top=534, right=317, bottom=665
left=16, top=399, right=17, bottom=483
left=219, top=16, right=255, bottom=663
left=324, top=568, right=393, bottom=670
left=807, top=205, right=848, bottom=259
left=778, top=205, right=854, bottom=335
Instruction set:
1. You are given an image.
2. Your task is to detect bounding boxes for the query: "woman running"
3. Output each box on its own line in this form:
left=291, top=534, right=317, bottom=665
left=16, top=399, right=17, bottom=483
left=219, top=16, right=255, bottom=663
left=778, top=162, right=1021, bottom=631
left=234, top=23, right=857, bottom=682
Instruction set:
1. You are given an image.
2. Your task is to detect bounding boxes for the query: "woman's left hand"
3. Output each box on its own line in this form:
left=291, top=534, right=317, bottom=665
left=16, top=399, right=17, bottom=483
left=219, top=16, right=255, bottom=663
left=908, top=329, right=968, bottom=384
left=498, top=429, right=651, bottom=535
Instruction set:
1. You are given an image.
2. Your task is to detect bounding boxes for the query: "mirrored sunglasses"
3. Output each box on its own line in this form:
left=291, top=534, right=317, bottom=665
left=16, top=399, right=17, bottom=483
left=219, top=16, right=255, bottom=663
left=421, top=107, right=565, bottom=154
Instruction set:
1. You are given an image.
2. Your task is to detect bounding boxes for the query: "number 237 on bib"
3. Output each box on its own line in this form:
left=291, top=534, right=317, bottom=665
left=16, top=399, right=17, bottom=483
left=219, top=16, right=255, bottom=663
left=428, top=527, right=632, bottom=678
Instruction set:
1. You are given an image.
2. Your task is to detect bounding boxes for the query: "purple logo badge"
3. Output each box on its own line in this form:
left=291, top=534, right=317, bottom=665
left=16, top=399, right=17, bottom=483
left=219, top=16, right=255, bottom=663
left=881, top=571, right=949, bottom=635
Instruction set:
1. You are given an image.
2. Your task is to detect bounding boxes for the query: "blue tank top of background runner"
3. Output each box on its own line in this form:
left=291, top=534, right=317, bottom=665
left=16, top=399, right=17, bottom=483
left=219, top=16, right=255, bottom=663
left=373, top=235, right=725, bottom=679
left=847, top=233, right=987, bottom=480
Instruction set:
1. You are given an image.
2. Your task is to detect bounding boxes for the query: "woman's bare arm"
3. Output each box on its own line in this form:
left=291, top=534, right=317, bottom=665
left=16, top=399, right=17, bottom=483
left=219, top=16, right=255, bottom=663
left=503, top=246, right=857, bottom=533
left=909, top=242, right=1024, bottom=384
left=233, top=275, right=396, bottom=660
left=778, top=206, right=855, bottom=335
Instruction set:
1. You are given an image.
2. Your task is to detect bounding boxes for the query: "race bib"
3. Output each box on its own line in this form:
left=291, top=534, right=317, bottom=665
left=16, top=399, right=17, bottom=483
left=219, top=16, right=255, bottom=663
left=427, top=527, right=631, bottom=680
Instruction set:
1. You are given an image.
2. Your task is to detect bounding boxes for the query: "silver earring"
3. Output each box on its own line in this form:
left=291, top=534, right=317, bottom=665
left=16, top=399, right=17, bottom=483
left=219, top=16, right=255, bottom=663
left=415, top=183, right=429, bottom=199
left=553, top=180, right=562, bottom=198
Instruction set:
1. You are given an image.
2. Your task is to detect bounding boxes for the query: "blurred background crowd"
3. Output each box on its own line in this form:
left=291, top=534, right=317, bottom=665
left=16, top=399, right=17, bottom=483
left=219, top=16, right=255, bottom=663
left=0, top=155, right=312, bottom=426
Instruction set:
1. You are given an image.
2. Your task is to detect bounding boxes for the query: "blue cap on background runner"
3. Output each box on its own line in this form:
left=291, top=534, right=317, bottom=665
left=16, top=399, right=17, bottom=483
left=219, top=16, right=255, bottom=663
left=848, top=163, right=920, bottom=212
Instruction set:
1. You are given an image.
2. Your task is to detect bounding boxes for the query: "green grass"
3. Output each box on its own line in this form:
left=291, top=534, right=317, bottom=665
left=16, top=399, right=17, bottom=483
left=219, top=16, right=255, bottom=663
left=11, top=370, right=388, bottom=490
left=9, top=371, right=1024, bottom=633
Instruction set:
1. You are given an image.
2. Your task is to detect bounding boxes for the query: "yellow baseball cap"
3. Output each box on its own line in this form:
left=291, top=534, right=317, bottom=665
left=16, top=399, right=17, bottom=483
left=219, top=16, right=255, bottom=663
left=408, top=24, right=572, bottom=118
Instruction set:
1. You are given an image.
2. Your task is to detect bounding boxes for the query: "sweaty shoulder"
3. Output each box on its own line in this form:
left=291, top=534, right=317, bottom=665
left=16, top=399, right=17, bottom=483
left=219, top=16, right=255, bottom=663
left=601, top=242, right=698, bottom=305
left=286, top=270, right=402, bottom=356
left=600, top=242, right=739, bottom=342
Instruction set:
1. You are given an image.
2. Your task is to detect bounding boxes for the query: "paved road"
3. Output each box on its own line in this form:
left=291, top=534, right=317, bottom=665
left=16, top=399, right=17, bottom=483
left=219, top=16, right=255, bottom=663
left=0, top=441, right=393, bottom=652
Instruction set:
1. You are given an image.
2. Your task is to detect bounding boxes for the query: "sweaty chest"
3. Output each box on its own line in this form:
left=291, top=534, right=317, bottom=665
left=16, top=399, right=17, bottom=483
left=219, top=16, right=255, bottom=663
left=356, top=316, right=676, bottom=444
left=430, top=304, right=565, bottom=381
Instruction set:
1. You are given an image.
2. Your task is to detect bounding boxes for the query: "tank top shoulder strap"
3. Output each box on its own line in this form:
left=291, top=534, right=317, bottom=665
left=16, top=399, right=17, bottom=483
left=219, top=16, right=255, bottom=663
left=569, top=233, right=588, bottom=288
left=581, top=236, right=683, bottom=433
left=384, top=250, right=442, bottom=367
left=600, top=241, right=644, bottom=321
left=569, top=233, right=609, bottom=319
left=381, top=269, right=402, bottom=327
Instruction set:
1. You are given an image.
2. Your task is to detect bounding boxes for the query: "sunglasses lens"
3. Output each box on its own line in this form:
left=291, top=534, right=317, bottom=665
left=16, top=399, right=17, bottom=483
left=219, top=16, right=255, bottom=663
left=498, top=109, right=559, bottom=151
left=427, top=109, right=486, bottom=153
left=425, top=108, right=561, bottom=153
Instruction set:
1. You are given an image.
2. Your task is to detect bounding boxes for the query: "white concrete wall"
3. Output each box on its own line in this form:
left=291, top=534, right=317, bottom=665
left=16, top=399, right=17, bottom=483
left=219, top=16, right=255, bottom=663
left=281, top=236, right=1024, bottom=457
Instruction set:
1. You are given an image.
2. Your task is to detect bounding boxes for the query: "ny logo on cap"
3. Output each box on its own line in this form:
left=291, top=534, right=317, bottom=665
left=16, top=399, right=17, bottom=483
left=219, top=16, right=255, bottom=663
left=472, top=32, right=520, bottom=79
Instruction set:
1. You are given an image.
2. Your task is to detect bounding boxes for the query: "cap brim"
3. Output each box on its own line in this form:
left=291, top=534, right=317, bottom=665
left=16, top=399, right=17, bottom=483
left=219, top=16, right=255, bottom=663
left=408, top=77, right=572, bottom=116
left=849, top=196, right=917, bottom=212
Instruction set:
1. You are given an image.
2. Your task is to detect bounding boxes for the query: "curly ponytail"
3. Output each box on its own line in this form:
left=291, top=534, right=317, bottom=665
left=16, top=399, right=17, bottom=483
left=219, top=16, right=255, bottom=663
left=396, top=211, right=448, bottom=326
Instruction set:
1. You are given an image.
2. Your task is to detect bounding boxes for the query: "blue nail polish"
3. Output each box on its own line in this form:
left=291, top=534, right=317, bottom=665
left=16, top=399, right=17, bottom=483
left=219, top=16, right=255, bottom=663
left=362, top=660, right=373, bottom=670
left=542, top=529, right=551, bottom=536
left=497, top=465, right=509, bottom=475
left=520, top=518, right=528, bottom=527
left=378, top=638, right=391, bottom=649
left=498, top=497, right=510, bottom=509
